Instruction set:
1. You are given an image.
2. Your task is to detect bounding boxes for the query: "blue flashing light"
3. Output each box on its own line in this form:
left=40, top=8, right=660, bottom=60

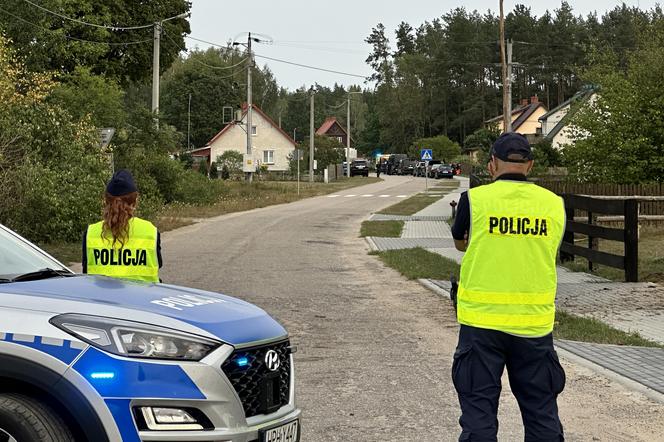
left=90, top=372, right=115, bottom=380
left=235, top=357, right=249, bottom=367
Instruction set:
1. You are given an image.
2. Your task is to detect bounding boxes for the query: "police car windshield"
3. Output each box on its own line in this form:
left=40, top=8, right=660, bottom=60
left=0, top=226, right=69, bottom=280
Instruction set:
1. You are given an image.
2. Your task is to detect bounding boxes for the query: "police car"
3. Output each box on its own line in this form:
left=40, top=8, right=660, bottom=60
left=0, top=224, right=300, bottom=442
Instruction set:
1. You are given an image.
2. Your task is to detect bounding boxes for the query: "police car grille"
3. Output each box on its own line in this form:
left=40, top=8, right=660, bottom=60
left=221, top=340, right=291, bottom=418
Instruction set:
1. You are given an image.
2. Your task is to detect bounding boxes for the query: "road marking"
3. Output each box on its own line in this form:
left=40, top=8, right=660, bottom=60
left=397, top=195, right=408, bottom=198
left=344, top=194, right=356, bottom=198
left=362, top=194, right=374, bottom=197
left=327, top=195, right=340, bottom=198
left=379, top=195, right=390, bottom=198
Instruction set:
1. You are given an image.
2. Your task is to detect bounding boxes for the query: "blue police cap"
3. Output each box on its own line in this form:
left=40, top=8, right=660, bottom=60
left=106, top=170, right=137, bottom=196
left=490, top=132, right=533, bottom=163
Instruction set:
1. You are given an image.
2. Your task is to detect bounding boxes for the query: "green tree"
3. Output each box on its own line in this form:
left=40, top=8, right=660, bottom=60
left=160, top=47, right=280, bottom=150
left=0, top=35, right=108, bottom=242
left=0, top=0, right=191, bottom=85
left=409, top=135, right=461, bottom=162
left=292, top=136, right=344, bottom=172
left=568, top=40, right=664, bottom=183
left=48, top=67, right=126, bottom=128
left=464, top=128, right=500, bottom=165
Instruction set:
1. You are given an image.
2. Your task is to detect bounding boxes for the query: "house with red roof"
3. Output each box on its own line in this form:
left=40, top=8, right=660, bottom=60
left=191, top=104, right=297, bottom=172
left=316, top=117, right=357, bottom=159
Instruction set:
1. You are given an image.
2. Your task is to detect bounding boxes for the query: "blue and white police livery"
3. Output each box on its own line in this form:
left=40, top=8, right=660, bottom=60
left=0, top=224, right=300, bottom=442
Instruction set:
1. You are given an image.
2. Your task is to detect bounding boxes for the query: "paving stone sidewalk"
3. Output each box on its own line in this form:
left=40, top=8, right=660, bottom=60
left=556, top=340, right=664, bottom=395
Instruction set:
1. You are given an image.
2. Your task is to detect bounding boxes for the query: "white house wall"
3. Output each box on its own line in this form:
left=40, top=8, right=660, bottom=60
left=208, top=110, right=295, bottom=172
left=541, top=105, right=569, bottom=137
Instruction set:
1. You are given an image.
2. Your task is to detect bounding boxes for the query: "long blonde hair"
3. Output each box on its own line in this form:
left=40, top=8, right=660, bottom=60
left=102, top=191, right=138, bottom=248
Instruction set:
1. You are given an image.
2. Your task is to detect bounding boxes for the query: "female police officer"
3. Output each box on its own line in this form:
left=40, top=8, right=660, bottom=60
left=82, top=170, right=162, bottom=282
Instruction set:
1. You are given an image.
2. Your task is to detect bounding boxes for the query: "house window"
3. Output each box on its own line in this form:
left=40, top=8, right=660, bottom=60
left=263, top=150, right=275, bottom=164
left=336, top=136, right=343, bottom=144
left=251, top=125, right=257, bottom=136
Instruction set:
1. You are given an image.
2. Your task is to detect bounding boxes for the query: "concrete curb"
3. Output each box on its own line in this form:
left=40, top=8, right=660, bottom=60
left=418, top=278, right=451, bottom=300
left=554, top=346, right=664, bottom=405
left=364, top=236, right=378, bottom=252
left=416, top=277, right=664, bottom=406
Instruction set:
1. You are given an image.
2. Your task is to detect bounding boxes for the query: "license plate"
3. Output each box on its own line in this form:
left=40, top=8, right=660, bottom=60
left=261, top=419, right=299, bottom=442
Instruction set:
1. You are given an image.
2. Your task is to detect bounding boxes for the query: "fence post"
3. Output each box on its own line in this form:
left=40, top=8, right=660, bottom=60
left=560, top=194, right=575, bottom=262
left=624, top=199, right=639, bottom=282
left=588, top=211, right=594, bottom=272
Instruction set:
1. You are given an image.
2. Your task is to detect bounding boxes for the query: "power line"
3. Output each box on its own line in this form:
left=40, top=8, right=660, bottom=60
left=21, top=0, right=187, bottom=31
left=185, top=35, right=235, bottom=51
left=0, top=8, right=152, bottom=46
left=185, top=34, right=369, bottom=79
left=164, top=32, right=247, bottom=70
left=254, top=53, right=368, bottom=79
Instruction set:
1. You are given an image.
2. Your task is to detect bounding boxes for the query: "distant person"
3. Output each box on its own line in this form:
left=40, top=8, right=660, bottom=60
left=376, top=160, right=381, bottom=178
left=82, top=170, right=162, bottom=283
left=450, top=133, right=566, bottom=441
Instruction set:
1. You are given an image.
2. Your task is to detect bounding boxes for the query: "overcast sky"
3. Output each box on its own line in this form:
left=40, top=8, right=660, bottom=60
left=188, top=0, right=655, bottom=91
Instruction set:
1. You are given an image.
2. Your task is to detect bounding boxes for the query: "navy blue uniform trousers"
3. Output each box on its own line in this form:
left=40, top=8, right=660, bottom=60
left=452, top=325, right=565, bottom=442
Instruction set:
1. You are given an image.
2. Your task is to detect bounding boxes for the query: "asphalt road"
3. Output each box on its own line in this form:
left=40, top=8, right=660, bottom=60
left=161, top=175, right=664, bottom=441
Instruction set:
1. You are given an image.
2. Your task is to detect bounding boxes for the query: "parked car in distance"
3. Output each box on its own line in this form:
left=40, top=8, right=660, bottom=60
left=424, top=160, right=442, bottom=177
left=386, top=154, right=408, bottom=175
left=428, top=163, right=444, bottom=178
left=350, top=159, right=370, bottom=177
left=397, top=159, right=416, bottom=175
left=434, top=164, right=455, bottom=179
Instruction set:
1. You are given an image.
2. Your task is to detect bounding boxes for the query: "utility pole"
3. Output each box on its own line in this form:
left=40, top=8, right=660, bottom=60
left=294, top=128, right=300, bottom=195
left=506, top=39, right=513, bottom=133
left=246, top=32, right=254, bottom=183
left=499, top=0, right=512, bottom=133
left=346, top=96, right=351, bottom=177
left=187, top=93, right=191, bottom=150
left=309, top=87, right=315, bottom=182
left=152, top=22, right=161, bottom=128
left=346, top=91, right=362, bottom=177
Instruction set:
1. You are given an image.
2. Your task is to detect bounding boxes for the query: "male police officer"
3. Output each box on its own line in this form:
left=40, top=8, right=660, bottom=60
left=451, top=133, right=566, bottom=441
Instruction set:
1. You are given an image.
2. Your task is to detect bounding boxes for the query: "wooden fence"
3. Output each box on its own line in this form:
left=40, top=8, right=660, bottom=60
left=535, top=181, right=664, bottom=216
left=560, top=195, right=639, bottom=282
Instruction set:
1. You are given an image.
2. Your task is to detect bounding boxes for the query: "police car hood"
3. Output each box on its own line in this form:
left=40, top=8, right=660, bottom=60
left=0, top=276, right=287, bottom=345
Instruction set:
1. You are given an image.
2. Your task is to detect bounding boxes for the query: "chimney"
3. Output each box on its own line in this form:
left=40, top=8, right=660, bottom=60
left=520, top=98, right=528, bottom=107
left=530, top=95, right=539, bottom=104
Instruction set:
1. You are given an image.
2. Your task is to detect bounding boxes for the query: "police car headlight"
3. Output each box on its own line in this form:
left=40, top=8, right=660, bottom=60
left=50, top=314, right=220, bottom=361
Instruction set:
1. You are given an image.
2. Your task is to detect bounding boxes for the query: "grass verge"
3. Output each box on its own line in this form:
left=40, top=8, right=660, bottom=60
left=372, top=247, right=460, bottom=280
left=560, top=226, right=664, bottom=283
left=360, top=221, right=404, bottom=238
left=554, top=310, right=664, bottom=347
left=40, top=242, right=81, bottom=266
left=378, top=194, right=444, bottom=216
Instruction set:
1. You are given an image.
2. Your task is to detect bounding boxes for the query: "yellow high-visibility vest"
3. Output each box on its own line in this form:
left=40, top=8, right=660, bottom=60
left=86, top=217, right=159, bottom=283
left=457, top=180, right=565, bottom=337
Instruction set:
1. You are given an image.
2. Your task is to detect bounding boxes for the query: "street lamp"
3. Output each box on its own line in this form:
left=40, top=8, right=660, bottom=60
left=347, top=91, right=363, bottom=177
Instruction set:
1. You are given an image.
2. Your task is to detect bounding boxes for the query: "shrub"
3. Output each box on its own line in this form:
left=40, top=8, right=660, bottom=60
left=172, top=170, right=224, bottom=205
left=209, top=162, right=219, bottom=179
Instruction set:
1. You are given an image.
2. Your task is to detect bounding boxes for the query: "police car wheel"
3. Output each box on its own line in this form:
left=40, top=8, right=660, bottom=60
left=0, top=394, right=74, bottom=442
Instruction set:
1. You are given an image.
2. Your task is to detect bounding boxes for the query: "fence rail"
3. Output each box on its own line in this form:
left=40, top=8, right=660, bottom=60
left=536, top=181, right=664, bottom=216
left=560, top=194, right=639, bottom=282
